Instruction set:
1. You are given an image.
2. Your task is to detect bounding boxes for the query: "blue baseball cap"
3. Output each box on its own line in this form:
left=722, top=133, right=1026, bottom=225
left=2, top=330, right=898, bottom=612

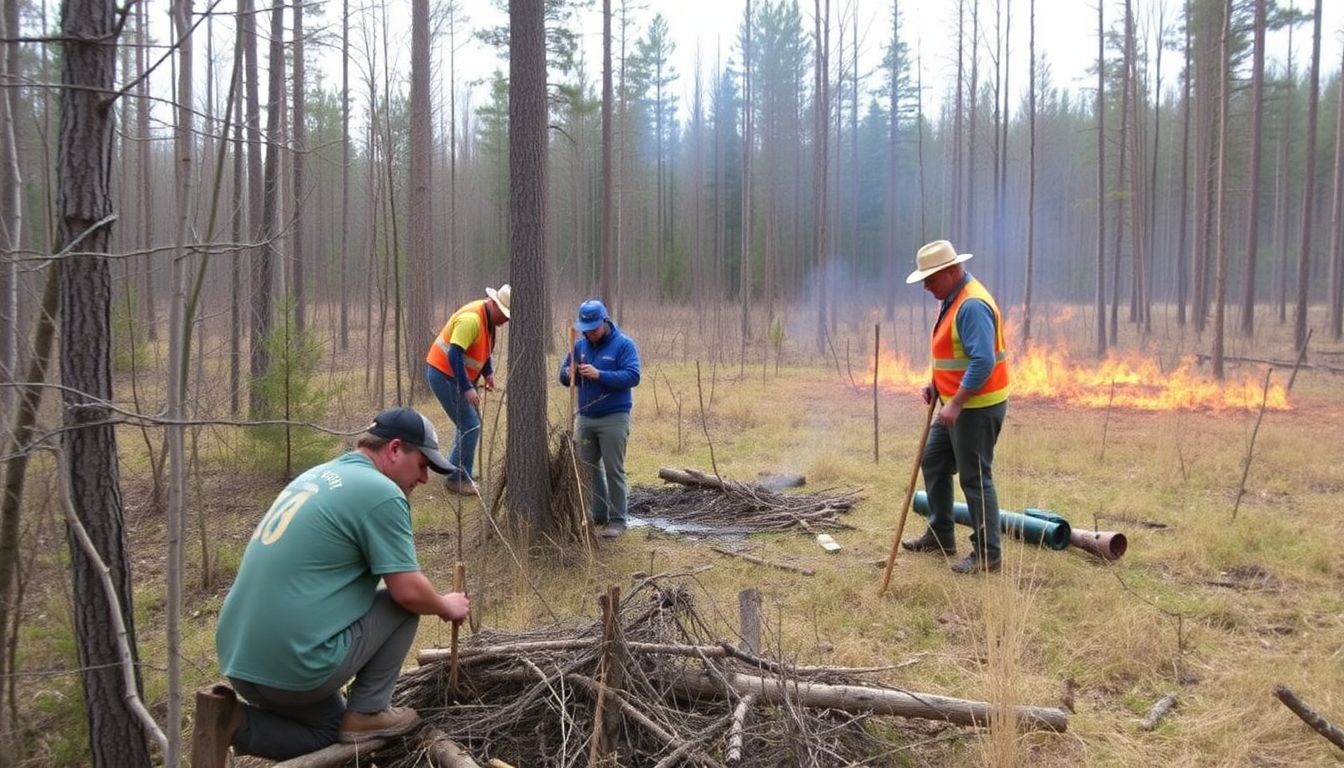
left=366, top=407, right=453, bottom=474
left=575, top=299, right=608, bottom=332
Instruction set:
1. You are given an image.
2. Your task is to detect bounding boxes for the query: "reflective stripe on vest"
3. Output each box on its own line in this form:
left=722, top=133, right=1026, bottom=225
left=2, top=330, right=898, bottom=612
left=425, top=299, right=492, bottom=382
left=930, top=277, right=1010, bottom=408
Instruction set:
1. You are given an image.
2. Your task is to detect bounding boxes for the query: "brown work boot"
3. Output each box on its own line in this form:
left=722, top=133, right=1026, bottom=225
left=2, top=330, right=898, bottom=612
left=338, top=705, right=421, bottom=743
left=949, top=552, right=1002, bottom=574
left=444, top=475, right=480, bottom=497
left=901, top=530, right=956, bottom=555
left=190, top=683, right=244, bottom=768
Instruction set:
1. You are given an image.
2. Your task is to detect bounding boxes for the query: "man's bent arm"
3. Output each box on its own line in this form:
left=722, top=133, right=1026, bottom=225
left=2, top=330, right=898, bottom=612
left=384, top=570, right=469, bottom=621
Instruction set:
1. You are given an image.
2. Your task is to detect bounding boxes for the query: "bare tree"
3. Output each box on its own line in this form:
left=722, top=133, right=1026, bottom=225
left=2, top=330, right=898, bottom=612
left=601, top=0, right=614, bottom=300
left=1023, top=0, right=1036, bottom=346
left=0, top=0, right=19, bottom=417
left=1293, top=0, right=1323, bottom=353
left=740, top=0, right=754, bottom=355
left=57, top=0, right=151, bottom=760
left=340, top=0, right=351, bottom=350
left=1238, top=0, right=1267, bottom=337
left=409, top=0, right=433, bottom=401
left=1095, top=0, right=1107, bottom=357
left=812, top=0, right=829, bottom=355
left=508, top=0, right=552, bottom=535
left=1211, top=0, right=1230, bottom=379
left=292, top=0, right=308, bottom=333
left=1328, top=41, right=1344, bottom=341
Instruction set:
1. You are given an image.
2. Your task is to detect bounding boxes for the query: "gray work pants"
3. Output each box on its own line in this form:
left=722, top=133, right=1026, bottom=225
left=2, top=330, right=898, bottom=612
left=577, top=411, right=631, bottom=524
left=920, top=401, right=1007, bottom=561
left=229, top=588, right=419, bottom=760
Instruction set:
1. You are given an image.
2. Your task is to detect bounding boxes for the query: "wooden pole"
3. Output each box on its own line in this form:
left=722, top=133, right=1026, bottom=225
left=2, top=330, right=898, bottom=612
left=877, top=396, right=938, bottom=596
left=588, top=588, right=618, bottom=764
left=449, top=561, right=466, bottom=690
left=873, top=323, right=880, bottom=463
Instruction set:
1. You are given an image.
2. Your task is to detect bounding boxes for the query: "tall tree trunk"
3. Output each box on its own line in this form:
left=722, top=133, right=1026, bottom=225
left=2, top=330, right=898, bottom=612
left=1293, top=0, right=1323, bottom=353
left=230, top=14, right=244, bottom=415
left=740, top=0, right=753, bottom=354
left=1095, top=0, right=1106, bottom=357
left=812, top=0, right=829, bottom=355
left=1327, top=42, right=1344, bottom=341
left=885, top=0, right=900, bottom=322
left=408, top=0, right=432, bottom=402
left=164, top=0, right=195, bottom=759
left=1023, top=0, right=1036, bottom=346
left=291, top=0, right=307, bottom=334
left=601, top=0, right=613, bottom=300
left=508, top=0, right=551, bottom=536
left=1211, top=0, right=1230, bottom=380
left=1177, top=0, right=1193, bottom=326
left=1238, top=0, right=1266, bottom=337
left=135, top=0, right=157, bottom=342
left=0, top=0, right=20, bottom=418
left=242, top=0, right=267, bottom=415
left=340, top=0, right=350, bottom=350
left=57, top=0, right=151, bottom=760
left=952, top=0, right=964, bottom=243
left=1110, top=17, right=1130, bottom=349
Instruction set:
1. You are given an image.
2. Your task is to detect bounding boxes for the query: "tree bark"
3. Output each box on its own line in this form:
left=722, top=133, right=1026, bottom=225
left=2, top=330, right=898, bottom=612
left=57, top=0, right=151, bottom=759
left=1293, top=0, right=1323, bottom=354
left=408, top=0, right=432, bottom=401
left=1211, top=0, right=1230, bottom=380
left=1238, top=0, right=1266, bottom=337
left=508, top=0, right=551, bottom=537
left=291, top=0, right=307, bottom=334
left=1095, top=0, right=1106, bottom=357
left=0, top=0, right=20, bottom=417
left=1327, top=42, right=1344, bottom=341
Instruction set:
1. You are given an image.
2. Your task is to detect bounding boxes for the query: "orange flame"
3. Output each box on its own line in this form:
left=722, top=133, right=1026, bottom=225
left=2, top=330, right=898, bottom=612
left=869, top=341, right=1290, bottom=412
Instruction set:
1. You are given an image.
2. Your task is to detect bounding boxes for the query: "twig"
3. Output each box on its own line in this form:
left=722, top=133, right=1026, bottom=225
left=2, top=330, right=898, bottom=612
left=726, top=694, right=757, bottom=764
left=1232, top=368, right=1273, bottom=521
left=1098, top=378, right=1116, bottom=461
left=710, top=546, right=815, bottom=576
left=53, top=448, right=168, bottom=754
left=695, top=361, right=721, bottom=480
left=1274, top=684, right=1344, bottom=750
left=1286, top=328, right=1314, bottom=391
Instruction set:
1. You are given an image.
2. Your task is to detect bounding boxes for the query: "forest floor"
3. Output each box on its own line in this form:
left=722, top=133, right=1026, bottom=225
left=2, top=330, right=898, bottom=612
left=14, top=302, right=1344, bottom=766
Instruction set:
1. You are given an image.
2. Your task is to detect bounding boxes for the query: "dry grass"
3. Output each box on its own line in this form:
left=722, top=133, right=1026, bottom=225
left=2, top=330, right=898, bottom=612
left=11, top=301, right=1344, bottom=765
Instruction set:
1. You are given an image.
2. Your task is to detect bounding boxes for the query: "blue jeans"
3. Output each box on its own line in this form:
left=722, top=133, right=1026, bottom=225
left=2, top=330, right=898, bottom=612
left=426, top=364, right=479, bottom=480
left=229, top=589, right=419, bottom=760
left=577, top=411, right=631, bottom=524
left=920, top=401, right=1007, bottom=562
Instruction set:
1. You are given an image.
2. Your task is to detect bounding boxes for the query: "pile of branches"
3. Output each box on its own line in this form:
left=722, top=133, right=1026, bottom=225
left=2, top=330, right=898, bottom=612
left=379, top=580, right=923, bottom=767
left=627, top=467, right=860, bottom=534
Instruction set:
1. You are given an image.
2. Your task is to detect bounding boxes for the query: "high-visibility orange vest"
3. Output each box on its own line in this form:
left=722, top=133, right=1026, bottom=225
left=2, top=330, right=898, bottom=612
left=930, top=277, right=1010, bottom=408
left=425, top=300, right=494, bottom=383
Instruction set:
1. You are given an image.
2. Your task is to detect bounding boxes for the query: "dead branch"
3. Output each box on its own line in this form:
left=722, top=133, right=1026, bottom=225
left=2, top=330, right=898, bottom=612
left=1232, top=369, right=1273, bottom=520
left=710, top=546, right=815, bottom=576
left=271, top=737, right=390, bottom=768
left=423, top=729, right=483, bottom=768
left=670, top=670, right=1069, bottom=732
left=1138, top=692, right=1177, bottom=731
left=1274, top=685, right=1344, bottom=751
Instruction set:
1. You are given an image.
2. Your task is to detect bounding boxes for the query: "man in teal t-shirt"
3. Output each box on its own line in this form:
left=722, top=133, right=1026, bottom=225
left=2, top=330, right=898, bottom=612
left=206, top=407, right=470, bottom=761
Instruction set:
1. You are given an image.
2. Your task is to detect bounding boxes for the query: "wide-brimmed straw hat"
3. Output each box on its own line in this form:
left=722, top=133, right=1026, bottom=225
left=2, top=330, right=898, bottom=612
left=486, top=284, right=511, bottom=318
left=905, top=240, right=974, bottom=284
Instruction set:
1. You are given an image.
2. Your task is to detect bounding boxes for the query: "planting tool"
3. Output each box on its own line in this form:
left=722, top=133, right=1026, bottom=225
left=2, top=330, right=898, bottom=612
left=878, top=396, right=939, bottom=596
left=448, top=562, right=466, bottom=689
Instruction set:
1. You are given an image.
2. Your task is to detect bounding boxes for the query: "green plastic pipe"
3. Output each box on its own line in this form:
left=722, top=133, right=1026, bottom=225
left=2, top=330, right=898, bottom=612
left=912, top=491, right=1072, bottom=550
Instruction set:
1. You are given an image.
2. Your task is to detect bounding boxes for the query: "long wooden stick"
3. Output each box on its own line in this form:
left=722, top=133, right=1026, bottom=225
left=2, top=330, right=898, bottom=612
left=448, top=562, right=466, bottom=690
left=1274, top=684, right=1344, bottom=750
left=878, top=396, right=938, bottom=596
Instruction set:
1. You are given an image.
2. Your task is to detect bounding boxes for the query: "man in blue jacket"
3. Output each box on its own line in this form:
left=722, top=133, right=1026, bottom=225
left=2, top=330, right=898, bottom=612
left=558, top=299, right=641, bottom=538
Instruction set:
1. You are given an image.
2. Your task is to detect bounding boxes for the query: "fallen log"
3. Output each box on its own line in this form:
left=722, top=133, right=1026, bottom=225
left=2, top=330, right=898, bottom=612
left=1274, top=684, right=1344, bottom=751
left=660, top=466, right=750, bottom=491
left=669, top=670, right=1069, bottom=733
left=1138, top=692, right=1177, bottom=731
left=424, top=728, right=483, bottom=768
left=271, top=737, right=390, bottom=768
left=1194, top=352, right=1344, bottom=374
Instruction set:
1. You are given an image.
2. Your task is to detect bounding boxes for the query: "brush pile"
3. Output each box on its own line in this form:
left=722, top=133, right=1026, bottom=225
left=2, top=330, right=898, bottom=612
left=378, top=579, right=946, bottom=767
left=627, top=467, right=860, bottom=534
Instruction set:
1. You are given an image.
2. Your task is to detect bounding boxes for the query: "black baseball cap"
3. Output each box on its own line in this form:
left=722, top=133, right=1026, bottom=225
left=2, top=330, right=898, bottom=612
left=366, top=407, right=454, bottom=474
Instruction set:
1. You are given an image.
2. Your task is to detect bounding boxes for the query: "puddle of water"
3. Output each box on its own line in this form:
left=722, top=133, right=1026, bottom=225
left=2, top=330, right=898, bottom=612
left=627, top=516, right=751, bottom=539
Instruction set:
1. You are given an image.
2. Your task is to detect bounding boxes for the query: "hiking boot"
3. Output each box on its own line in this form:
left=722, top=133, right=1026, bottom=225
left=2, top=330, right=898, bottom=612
left=949, top=553, right=1002, bottom=574
left=444, top=475, right=480, bottom=497
left=338, top=706, right=421, bottom=743
left=901, top=530, right=956, bottom=555
left=599, top=520, right=627, bottom=538
left=190, top=683, right=243, bottom=768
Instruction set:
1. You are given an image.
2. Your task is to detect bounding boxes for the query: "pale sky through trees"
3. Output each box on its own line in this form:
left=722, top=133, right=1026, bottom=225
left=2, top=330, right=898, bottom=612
left=286, top=0, right=1342, bottom=125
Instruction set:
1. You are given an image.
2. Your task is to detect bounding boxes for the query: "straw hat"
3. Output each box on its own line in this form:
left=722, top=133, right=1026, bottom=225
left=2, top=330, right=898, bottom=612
left=905, top=240, right=974, bottom=284
left=486, top=284, right=512, bottom=318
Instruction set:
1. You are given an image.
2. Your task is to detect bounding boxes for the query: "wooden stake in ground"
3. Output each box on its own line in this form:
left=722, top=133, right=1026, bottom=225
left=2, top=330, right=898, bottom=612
left=873, top=323, right=880, bottom=463
left=449, top=562, right=466, bottom=690
left=878, top=396, right=938, bottom=596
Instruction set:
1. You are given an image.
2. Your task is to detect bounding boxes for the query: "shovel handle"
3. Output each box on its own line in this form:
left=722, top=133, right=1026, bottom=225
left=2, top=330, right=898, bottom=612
left=878, top=396, right=938, bottom=596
